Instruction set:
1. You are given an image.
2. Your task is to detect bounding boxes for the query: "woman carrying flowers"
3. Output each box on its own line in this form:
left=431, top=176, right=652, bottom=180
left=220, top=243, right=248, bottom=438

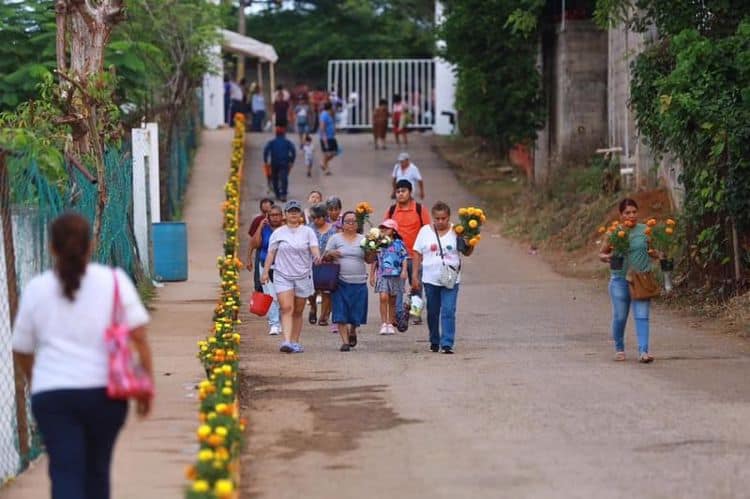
left=412, top=201, right=474, bottom=354
left=323, top=211, right=369, bottom=351
left=598, top=198, right=660, bottom=363
left=368, top=219, right=408, bottom=335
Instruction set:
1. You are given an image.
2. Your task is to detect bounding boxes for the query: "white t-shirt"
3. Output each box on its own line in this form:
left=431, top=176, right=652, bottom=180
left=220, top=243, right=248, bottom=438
left=392, top=162, right=422, bottom=191
left=12, top=263, right=149, bottom=394
left=303, top=143, right=314, bottom=166
left=269, top=225, right=319, bottom=279
left=413, top=224, right=462, bottom=286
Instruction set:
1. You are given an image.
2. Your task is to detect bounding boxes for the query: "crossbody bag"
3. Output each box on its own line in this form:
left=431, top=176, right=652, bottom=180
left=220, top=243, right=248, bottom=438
left=434, top=225, right=460, bottom=289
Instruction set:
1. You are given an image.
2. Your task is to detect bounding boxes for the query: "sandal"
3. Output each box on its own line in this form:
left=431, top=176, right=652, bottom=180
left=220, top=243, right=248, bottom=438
left=308, top=309, right=317, bottom=325
left=614, top=352, right=626, bottom=362
left=639, top=353, right=654, bottom=364
left=317, top=318, right=329, bottom=327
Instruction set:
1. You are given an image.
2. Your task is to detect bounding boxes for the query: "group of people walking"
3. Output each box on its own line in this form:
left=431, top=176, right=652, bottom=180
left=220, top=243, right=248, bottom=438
left=247, top=169, right=471, bottom=353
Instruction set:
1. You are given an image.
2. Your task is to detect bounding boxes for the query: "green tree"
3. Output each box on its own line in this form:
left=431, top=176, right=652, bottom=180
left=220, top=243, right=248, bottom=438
left=439, top=0, right=545, bottom=153
left=241, top=0, right=435, bottom=84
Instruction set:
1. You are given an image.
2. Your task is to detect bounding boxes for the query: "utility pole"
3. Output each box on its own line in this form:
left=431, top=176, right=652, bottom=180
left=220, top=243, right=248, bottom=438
left=236, top=0, right=248, bottom=81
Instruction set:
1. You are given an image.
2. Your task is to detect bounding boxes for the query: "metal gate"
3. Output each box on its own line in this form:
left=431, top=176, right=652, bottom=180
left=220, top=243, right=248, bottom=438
left=327, top=59, right=435, bottom=129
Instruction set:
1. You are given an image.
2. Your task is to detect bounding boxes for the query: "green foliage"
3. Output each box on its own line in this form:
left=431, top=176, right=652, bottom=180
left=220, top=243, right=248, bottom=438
left=624, top=5, right=750, bottom=283
left=242, top=0, right=435, bottom=84
left=0, top=0, right=56, bottom=111
left=439, top=0, right=545, bottom=153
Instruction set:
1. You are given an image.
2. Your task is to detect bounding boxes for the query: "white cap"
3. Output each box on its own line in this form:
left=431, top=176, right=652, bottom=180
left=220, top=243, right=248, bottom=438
left=397, top=152, right=410, bottom=161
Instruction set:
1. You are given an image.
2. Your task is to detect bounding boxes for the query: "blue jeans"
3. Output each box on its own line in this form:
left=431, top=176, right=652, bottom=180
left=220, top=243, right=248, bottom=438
left=609, top=276, right=651, bottom=354
left=271, top=163, right=289, bottom=199
left=31, top=388, right=127, bottom=499
left=252, top=110, right=266, bottom=132
left=424, top=283, right=460, bottom=348
left=262, top=279, right=281, bottom=329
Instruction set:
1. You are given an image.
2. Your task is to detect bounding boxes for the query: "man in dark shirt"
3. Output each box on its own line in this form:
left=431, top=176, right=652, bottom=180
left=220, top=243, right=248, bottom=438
left=247, top=198, right=274, bottom=292
left=263, top=127, right=296, bottom=202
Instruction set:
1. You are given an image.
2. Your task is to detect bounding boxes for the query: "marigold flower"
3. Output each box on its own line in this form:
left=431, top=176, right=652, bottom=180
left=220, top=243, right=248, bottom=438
left=646, top=218, right=657, bottom=227
left=644, top=227, right=652, bottom=236
left=193, top=480, right=210, bottom=492
left=468, top=220, right=478, bottom=229
left=665, top=227, right=674, bottom=235
left=197, top=425, right=212, bottom=439
left=198, top=449, right=214, bottom=461
left=215, top=479, right=234, bottom=497
left=598, top=226, right=606, bottom=234
left=666, top=218, right=676, bottom=226
left=617, top=231, right=626, bottom=238
left=454, top=225, right=465, bottom=234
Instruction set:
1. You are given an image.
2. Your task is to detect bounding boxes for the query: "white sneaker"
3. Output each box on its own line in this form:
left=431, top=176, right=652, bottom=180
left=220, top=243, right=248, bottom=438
left=268, top=325, right=281, bottom=335
left=386, top=324, right=396, bottom=335
left=379, top=323, right=389, bottom=335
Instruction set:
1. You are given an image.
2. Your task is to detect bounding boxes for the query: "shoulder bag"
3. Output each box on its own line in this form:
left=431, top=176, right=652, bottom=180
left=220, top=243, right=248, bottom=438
left=434, top=225, right=460, bottom=289
left=106, top=270, right=154, bottom=400
left=627, top=270, right=660, bottom=300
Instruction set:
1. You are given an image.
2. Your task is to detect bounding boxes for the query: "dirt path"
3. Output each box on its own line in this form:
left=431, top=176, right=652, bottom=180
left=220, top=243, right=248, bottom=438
left=238, top=132, right=750, bottom=499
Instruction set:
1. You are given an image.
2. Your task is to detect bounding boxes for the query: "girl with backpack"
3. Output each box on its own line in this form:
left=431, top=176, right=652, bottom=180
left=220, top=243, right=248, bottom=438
left=369, top=219, right=409, bottom=335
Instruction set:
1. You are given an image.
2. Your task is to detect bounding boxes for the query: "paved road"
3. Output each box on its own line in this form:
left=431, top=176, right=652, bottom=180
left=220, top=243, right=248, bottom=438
left=238, top=132, right=750, bottom=499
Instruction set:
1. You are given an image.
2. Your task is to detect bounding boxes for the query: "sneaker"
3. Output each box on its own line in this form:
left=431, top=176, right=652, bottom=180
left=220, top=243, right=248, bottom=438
left=430, top=344, right=439, bottom=352
left=268, top=325, right=281, bottom=336
left=379, top=323, right=389, bottom=335
left=441, top=346, right=454, bottom=354
left=386, top=324, right=396, bottom=335
left=280, top=341, right=293, bottom=353
left=291, top=343, right=304, bottom=353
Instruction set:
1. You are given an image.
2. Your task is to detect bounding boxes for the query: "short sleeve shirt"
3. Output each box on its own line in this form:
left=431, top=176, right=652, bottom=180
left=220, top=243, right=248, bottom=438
left=269, top=225, right=319, bottom=279
left=324, top=233, right=367, bottom=284
left=384, top=201, right=431, bottom=258
left=392, top=163, right=422, bottom=191
left=12, top=263, right=149, bottom=394
left=320, top=111, right=336, bottom=139
left=377, top=239, right=408, bottom=277
left=413, top=225, right=462, bottom=286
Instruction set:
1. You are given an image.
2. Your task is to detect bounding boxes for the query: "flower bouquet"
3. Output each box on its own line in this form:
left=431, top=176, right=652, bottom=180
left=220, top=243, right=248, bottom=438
left=355, top=201, right=374, bottom=233
left=598, top=220, right=632, bottom=270
left=454, top=207, right=486, bottom=250
left=360, top=227, right=391, bottom=263
left=648, top=217, right=678, bottom=291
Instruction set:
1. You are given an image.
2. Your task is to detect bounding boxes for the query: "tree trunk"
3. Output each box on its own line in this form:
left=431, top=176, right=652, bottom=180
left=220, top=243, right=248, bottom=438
left=56, top=0, right=123, bottom=244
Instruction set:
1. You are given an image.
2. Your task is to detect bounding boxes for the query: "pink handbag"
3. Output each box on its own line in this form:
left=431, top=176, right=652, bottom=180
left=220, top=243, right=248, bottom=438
left=106, top=270, right=153, bottom=400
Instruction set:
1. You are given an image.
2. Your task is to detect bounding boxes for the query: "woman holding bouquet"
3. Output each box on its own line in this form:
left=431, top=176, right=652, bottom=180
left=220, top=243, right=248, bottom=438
left=323, top=211, right=368, bottom=351
left=368, top=220, right=408, bottom=335
left=598, top=198, right=658, bottom=363
left=412, top=202, right=474, bottom=354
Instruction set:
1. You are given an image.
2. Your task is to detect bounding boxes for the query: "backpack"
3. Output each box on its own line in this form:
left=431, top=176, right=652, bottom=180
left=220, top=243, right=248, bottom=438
left=388, top=202, right=423, bottom=226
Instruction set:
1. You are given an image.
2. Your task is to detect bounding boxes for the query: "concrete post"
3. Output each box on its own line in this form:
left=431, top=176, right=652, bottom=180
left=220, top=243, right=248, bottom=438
left=131, top=128, right=150, bottom=275
left=145, top=123, right=161, bottom=223
left=433, top=1, right=457, bottom=135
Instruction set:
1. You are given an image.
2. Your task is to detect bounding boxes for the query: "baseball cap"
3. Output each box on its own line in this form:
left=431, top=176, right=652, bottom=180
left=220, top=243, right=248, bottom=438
left=379, top=219, right=399, bottom=231
left=397, top=152, right=410, bottom=161
left=284, top=199, right=303, bottom=212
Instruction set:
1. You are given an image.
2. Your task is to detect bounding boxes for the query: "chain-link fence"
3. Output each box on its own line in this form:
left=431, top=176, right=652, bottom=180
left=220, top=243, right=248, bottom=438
left=0, top=107, right=200, bottom=483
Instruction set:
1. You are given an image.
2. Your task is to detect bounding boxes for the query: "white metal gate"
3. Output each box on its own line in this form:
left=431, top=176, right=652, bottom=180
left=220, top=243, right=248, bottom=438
left=328, top=59, right=435, bottom=129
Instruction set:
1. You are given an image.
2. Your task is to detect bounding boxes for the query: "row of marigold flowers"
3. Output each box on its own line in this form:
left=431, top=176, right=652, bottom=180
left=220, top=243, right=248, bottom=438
left=185, top=113, right=247, bottom=498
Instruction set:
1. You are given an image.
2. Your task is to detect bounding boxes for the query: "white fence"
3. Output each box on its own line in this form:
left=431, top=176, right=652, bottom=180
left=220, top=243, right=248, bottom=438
left=327, top=59, right=436, bottom=129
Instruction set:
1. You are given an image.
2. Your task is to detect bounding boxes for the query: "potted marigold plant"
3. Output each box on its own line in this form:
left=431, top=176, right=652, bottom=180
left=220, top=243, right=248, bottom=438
left=599, top=219, right=631, bottom=270
left=454, top=206, right=486, bottom=252
left=354, top=201, right=373, bottom=233
left=650, top=218, right=677, bottom=271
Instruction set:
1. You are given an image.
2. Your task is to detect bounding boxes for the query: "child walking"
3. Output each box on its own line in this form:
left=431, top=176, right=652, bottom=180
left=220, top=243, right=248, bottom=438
left=369, top=219, right=408, bottom=335
left=302, top=134, right=315, bottom=178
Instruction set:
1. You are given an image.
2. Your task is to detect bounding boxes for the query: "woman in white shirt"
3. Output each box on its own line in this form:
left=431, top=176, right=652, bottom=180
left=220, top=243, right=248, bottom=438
left=411, top=202, right=474, bottom=354
left=12, top=212, right=153, bottom=499
left=262, top=200, right=321, bottom=353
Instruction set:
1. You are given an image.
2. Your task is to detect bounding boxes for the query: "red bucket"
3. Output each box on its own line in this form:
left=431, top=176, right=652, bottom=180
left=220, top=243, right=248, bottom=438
left=248, top=291, right=273, bottom=316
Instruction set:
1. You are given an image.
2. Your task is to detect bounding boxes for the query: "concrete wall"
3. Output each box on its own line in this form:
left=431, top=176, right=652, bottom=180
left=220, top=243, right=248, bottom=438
left=553, top=20, right=608, bottom=166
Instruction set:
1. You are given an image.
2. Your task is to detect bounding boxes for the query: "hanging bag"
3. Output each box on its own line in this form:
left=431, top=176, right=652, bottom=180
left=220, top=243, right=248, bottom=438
left=106, top=270, right=154, bottom=400
left=313, top=262, right=340, bottom=292
left=434, top=226, right=460, bottom=289
left=627, top=270, right=661, bottom=300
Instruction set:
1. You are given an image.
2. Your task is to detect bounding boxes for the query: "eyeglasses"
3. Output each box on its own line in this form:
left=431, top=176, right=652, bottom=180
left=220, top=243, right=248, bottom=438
left=342, top=220, right=357, bottom=225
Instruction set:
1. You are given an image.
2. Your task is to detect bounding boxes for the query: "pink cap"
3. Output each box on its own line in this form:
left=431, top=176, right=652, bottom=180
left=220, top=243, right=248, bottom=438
left=380, top=219, right=399, bottom=231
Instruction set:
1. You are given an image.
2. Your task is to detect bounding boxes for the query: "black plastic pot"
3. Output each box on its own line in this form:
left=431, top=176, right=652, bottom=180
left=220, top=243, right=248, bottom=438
left=660, top=258, right=674, bottom=272
left=609, top=255, right=625, bottom=270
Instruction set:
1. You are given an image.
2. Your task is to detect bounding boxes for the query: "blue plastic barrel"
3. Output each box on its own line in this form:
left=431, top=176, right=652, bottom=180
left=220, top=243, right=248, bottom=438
left=152, top=222, right=188, bottom=281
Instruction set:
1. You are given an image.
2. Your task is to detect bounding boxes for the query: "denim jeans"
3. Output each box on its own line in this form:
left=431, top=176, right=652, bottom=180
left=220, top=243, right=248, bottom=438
left=252, top=110, right=266, bottom=132
left=609, top=276, right=650, bottom=354
left=396, top=259, right=422, bottom=317
left=262, top=281, right=281, bottom=329
left=31, top=388, right=127, bottom=499
left=271, top=163, right=289, bottom=199
left=424, top=283, right=460, bottom=348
